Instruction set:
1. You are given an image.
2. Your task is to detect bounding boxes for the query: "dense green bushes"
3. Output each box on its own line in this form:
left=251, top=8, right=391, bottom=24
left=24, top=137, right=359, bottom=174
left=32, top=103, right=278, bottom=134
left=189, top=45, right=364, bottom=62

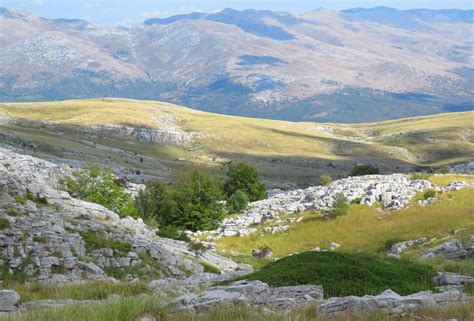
left=224, top=161, right=267, bottom=202
left=61, top=165, right=137, bottom=218
left=136, top=162, right=267, bottom=233
left=62, top=161, right=266, bottom=234
left=349, top=164, right=380, bottom=176
left=244, top=251, right=437, bottom=297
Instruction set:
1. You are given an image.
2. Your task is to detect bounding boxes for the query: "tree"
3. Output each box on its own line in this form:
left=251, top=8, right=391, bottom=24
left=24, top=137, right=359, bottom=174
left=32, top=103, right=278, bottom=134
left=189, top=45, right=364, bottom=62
left=349, top=164, right=380, bottom=176
left=440, top=165, right=450, bottom=174
left=224, top=161, right=267, bottom=202
left=174, top=170, right=225, bottom=231
left=319, top=175, right=333, bottom=186
left=332, top=193, right=349, bottom=217
left=227, top=190, right=249, bottom=213
left=61, top=164, right=137, bottom=218
left=135, top=180, right=177, bottom=225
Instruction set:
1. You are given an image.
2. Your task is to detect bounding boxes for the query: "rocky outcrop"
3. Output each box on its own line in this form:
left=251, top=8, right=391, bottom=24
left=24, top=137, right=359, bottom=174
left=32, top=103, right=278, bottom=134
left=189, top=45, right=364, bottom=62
left=169, top=280, right=324, bottom=311
left=0, top=290, right=21, bottom=312
left=5, top=119, right=203, bottom=146
left=215, top=174, right=471, bottom=237
left=0, top=147, right=241, bottom=283
left=420, top=239, right=473, bottom=260
left=317, top=289, right=471, bottom=317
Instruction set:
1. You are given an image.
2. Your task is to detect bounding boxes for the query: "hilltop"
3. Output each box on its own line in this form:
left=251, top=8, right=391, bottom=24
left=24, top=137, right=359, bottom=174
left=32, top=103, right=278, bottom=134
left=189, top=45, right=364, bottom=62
left=0, top=7, right=472, bottom=122
left=0, top=99, right=472, bottom=187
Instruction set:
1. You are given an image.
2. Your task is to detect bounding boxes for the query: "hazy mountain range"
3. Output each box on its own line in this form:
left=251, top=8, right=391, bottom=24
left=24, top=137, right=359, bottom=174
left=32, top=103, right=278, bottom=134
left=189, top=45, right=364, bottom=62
left=0, top=6, right=472, bottom=122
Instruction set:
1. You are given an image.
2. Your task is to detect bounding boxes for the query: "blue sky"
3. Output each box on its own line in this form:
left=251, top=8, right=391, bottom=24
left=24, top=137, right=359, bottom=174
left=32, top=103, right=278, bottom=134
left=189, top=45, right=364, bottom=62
left=1, top=0, right=472, bottom=24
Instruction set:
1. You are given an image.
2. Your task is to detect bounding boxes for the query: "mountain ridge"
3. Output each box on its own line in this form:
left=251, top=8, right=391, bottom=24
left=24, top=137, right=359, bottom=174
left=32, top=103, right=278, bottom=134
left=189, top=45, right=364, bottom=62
left=0, top=6, right=472, bottom=122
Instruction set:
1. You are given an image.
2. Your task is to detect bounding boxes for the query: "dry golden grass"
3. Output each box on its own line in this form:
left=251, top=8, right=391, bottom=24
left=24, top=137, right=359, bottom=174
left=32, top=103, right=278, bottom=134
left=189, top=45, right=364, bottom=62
left=216, top=187, right=474, bottom=262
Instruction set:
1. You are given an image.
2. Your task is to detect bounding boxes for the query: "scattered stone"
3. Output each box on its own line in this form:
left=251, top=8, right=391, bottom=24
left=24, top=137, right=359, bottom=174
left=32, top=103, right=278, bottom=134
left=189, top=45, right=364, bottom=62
left=329, top=242, right=341, bottom=250
left=0, top=290, right=21, bottom=312
left=420, top=240, right=472, bottom=260
left=216, top=174, right=452, bottom=237
left=252, top=247, right=273, bottom=259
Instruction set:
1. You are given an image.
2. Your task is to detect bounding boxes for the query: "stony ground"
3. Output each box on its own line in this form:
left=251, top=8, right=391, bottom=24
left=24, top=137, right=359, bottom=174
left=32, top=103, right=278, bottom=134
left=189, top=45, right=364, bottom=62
left=0, top=147, right=473, bottom=319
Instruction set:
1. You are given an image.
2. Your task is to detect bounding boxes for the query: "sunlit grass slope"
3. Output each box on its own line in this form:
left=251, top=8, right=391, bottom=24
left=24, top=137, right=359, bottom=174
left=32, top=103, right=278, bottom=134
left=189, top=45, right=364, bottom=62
left=1, top=99, right=472, bottom=184
left=216, top=186, right=474, bottom=265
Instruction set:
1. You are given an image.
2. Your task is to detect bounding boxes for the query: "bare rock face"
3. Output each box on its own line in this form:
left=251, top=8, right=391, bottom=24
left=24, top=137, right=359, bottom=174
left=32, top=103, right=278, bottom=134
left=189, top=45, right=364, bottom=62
left=0, top=290, right=21, bottom=312
left=317, top=289, right=469, bottom=317
left=169, top=280, right=324, bottom=311
left=420, top=240, right=473, bottom=260
left=0, top=147, right=240, bottom=284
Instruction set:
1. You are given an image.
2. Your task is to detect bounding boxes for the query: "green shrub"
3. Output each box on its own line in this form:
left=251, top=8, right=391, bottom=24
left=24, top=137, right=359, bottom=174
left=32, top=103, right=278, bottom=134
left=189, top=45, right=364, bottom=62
left=440, top=166, right=451, bottom=174
left=202, top=262, right=221, bottom=274
left=80, top=231, right=131, bottom=256
left=227, top=190, right=249, bottom=213
left=61, top=164, right=137, bottom=218
left=318, top=175, right=332, bottom=186
left=135, top=180, right=176, bottom=225
left=423, top=189, right=437, bottom=200
left=0, top=218, right=11, bottom=229
left=188, top=241, right=207, bottom=258
left=410, top=172, right=431, bottom=180
left=332, top=193, right=349, bottom=217
left=224, top=161, right=267, bottom=202
left=157, top=225, right=190, bottom=242
left=351, top=197, right=362, bottom=205
left=349, top=164, right=380, bottom=176
left=244, top=251, right=437, bottom=297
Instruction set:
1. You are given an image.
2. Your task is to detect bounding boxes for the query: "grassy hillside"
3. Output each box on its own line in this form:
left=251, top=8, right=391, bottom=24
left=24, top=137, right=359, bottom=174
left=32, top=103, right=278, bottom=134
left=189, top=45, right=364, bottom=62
left=0, top=99, right=472, bottom=186
left=215, top=180, right=474, bottom=269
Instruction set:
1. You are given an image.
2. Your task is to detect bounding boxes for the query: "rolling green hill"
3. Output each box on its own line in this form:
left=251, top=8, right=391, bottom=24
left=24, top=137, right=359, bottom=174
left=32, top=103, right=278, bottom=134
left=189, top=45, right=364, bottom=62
left=0, top=99, right=472, bottom=186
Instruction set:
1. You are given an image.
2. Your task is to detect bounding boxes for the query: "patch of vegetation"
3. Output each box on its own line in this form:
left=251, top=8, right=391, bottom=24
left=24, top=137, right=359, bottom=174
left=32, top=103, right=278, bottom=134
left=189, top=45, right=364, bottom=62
left=136, top=170, right=225, bottom=231
left=410, top=172, right=431, bottom=180
left=440, top=165, right=451, bottom=174
left=349, top=164, right=380, bottom=176
left=104, top=250, right=163, bottom=281
left=26, top=192, right=48, bottom=205
left=201, top=262, right=221, bottom=274
left=156, top=225, right=190, bottom=242
left=423, top=189, right=437, bottom=200
left=60, top=164, right=137, bottom=218
left=227, top=190, right=249, bottom=213
left=8, top=281, right=151, bottom=302
left=80, top=231, right=131, bottom=256
left=318, top=175, right=332, bottom=186
left=244, top=251, right=436, bottom=297
left=216, top=188, right=474, bottom=262
left=332, top=193, right=349, bottom=217
left=0, top=217, right=11, bottom=229
left=224, top=161, right=267, bottom=202
left=32, top=236, right=49, bottom=244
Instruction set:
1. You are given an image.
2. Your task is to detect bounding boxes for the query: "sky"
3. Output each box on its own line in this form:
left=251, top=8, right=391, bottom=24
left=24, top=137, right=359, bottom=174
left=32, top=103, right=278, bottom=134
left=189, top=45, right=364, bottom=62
left=0, top=0, right=472, bottom=24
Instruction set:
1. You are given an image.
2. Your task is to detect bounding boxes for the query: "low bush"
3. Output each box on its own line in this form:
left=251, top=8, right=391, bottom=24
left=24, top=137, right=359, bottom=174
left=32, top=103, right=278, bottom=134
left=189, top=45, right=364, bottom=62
left=423, top=189, right=437, bottom=200
left=156, top=225, right=189, bottom=242
left=244, top=251, right=437, bottom=297
left=0, top=218, right=11, bottom=229
left=202, top=262, right=221, bottom=274
left=440, top=165, right=451, bottom=174
left=349, top=164, right=380, bottom=176
left=80, top=231, right=131, bottom=256
left=227, top=190, right=249, bottom=213
left=332, top=193, right=349, bottom=217
left=61, top=165, right=137, bottom=218
left=318, top=175, right=332, bottom=186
